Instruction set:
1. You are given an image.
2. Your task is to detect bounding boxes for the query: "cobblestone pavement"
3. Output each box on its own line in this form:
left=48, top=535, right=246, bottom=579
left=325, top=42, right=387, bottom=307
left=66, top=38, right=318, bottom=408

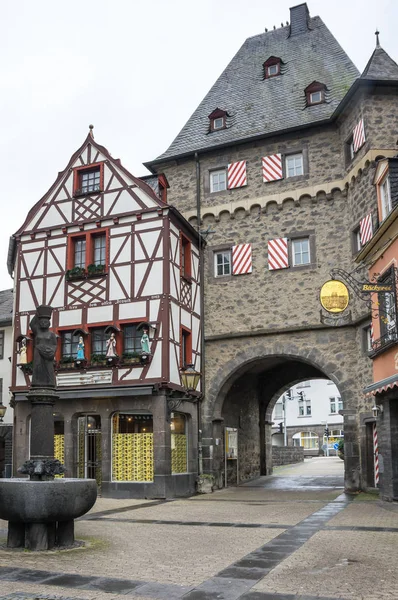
left=0, top=458, right=397, bottom=600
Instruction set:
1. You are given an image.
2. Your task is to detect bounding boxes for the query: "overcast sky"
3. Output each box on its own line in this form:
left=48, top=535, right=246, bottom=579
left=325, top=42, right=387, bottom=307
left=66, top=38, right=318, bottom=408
left=1, top=0, right=397, bottom=289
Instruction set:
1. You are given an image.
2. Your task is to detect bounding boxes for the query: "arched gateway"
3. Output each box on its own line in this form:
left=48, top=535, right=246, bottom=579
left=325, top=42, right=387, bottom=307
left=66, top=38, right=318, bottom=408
left=201, top=332, right=362, bottom=493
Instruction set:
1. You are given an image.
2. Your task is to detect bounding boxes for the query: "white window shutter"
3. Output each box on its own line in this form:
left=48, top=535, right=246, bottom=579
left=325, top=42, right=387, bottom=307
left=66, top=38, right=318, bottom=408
left=232, top=244, right=252, bottom=275
left=268, top=238, right=289, bottom=270
left=262, top=154, right=283, bottom=182
left=353, top=119, right=366, bottom=153
left=228, top=161, right=247, bottom=189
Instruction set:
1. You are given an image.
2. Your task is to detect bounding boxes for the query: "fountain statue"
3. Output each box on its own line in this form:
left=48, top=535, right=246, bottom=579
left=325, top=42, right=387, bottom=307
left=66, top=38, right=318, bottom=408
left=0, top=305, right=97, bottom=550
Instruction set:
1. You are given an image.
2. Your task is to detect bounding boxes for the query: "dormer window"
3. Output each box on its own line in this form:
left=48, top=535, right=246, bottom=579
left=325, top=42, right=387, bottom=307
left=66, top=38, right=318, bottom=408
left=208, top=108, right=227, bottom=133
left=305, top=81, right=327, bottom=106
left=263, top=56, right=281, bottom=79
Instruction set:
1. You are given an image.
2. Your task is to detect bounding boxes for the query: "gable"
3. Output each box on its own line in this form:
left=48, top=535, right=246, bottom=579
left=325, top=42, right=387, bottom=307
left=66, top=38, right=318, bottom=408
left=17, top=135, right=162, bottom=235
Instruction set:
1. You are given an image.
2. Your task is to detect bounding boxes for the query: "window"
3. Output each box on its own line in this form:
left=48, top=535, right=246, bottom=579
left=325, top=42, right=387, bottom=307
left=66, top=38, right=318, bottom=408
left=330, top=397, right=336, bottom=414
left=263, top=57, right=281, bottom=79
left=112, top=413, right=154, bottom=482
left=61, top=331, right=80, bottom=359
left=171, top=413, right=188, bottom=474
left=292, top=238, right=310, bottom=266
left=306, top=401, right=312, bottom=416
left=296, top=381, right=310, bottom=388
left=67, top=230, right=108, bottom=273
left=74, top=238, right=86, bottom=269
left=210, top=169, right=227, bottom=193
left=0, top=330, right=4, bottom=360
left=377, top=269, right=397, bottom=346
left=285, top=153, right=303, bottom=178
left=274, top=402, right=283, bottom=420
left=305, top=82, right=326, bottom=106
left=91, top=328, right=107, bottom=356
left=380, top=174, right=392, bottom=221
left=292, top=431, right=319, bottom=449
left=298, top=400, right=304, bottom=416
left=123, top=325, right=141, bottom=355
left=93, top=235, right=106, bottom=265
left=73, top=163, right=103, bottom=196
left=353, top=226, right=362, bottom=253
left=208, top=108, right=227, bottom=132
left=181, top=235, right=191, bottom=279
left=214, top=250, right=231, bottom=277
left=181, top=328, right=192, bottom=368
left=365, top=325, right=373, bottom=352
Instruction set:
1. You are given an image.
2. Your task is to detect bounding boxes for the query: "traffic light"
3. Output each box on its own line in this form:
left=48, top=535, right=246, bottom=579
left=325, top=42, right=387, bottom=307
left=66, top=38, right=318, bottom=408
left=297, top=391, right=305, bottom=401
left=285, top=389, right=292, bottom=400
left=279, top=422, right=283, bottom=434
left=324, top=428, right=329, bottom=438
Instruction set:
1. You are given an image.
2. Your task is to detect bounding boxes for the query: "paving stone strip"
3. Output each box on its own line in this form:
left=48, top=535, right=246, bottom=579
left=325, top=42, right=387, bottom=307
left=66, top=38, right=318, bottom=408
left=87, top=517, right=294, bottom=529
left=0, top=499, right=351, bottom=600
left=79, top=499, right=168, bottom=520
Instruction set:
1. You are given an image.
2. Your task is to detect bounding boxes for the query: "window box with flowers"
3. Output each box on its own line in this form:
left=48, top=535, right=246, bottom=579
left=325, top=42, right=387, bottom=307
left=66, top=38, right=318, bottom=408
left=87, top=263, right=106, bottom=277
left=65, top=266, right=86, bottom=281
left=90, top=353, right=108, bottom=368
left=121, top=351, right=142, bottom=365
left=58, top=356, right=76, bottom=370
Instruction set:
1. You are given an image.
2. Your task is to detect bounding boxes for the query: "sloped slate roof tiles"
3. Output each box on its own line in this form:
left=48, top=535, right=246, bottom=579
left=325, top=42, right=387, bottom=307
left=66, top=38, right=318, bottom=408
left=156, top=16, right=359, bottom=161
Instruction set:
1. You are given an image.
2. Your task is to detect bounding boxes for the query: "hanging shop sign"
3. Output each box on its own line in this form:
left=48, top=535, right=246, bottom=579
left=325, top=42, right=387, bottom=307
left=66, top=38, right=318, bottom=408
left=320, top=280, right=350, bottom=313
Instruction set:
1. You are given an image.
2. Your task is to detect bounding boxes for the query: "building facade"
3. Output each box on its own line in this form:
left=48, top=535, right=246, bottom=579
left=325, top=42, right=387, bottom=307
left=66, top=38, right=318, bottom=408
left=0, top=289, right=13, bottom=478
left=145, top=3, right=398, bottom=492
left=356, top=157, right=398, bottom=500
left=271, top=379, right=344, bottom=456
left=8, top=133, right=202, bottom=498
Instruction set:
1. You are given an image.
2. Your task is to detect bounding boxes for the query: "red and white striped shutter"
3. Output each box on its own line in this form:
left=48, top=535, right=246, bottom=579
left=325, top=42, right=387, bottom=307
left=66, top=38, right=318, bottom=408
left=370, top=321, right=374, bottom=345
left=228, top=161, right=247, bottom=189
left=353, top=119, right=366, bottom=153
left=373, top=423, right=379, bottom=486
left=268, top=238, right=289, bottom=270
left=262, top=154, right=283, bottom=182
left=360, top=213, right=373, bottom=245
left=232, top=244, right=252, bottom=275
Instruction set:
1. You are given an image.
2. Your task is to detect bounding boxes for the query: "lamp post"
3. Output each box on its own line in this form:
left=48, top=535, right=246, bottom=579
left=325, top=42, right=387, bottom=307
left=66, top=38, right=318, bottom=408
left=0, top=401, right=7, bottom=423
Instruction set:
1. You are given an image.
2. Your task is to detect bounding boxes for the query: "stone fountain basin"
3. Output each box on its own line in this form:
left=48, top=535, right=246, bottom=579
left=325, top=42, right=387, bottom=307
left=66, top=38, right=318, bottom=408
left=0, top=478, right=97, bottom=523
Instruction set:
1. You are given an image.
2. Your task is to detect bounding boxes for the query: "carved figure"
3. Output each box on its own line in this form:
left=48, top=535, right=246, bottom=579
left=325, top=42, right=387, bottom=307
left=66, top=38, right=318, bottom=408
left=18, top=338, right=28, bottom=365
left=106, top=332, right=117, bottom=357
left=141, top=327, right=150, bottom=354
left=76, top=336, right=85, bottom=360
left=30, top=305, right=57, bottom=389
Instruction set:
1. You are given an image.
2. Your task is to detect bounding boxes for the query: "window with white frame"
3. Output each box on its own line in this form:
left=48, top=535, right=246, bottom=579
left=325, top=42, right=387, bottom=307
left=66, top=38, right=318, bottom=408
left=267, top=64, right=278, bottom=77
left=214, top=250, right=231, bottom=277
left=286, top=153, right=303, bottom=178
left=309, top=91, right=322, bottom=104
left=292, top=431, right=318, bottom=449
left=365, top=325, right=373, bottom=352
left=306, top=400, right=312, bottom=416
left=274, top=402, right=283, bottom=419
left=213, top=117, right=224, bottom=130
left=380, top=174, right=392, bottom=221
left=298, top=400, right=304, bottom=416
left=330, top=396, right=343, bottom=413
left=292, top=238, right=310, bottom=266
left=210, top=169, right=227, bottom=193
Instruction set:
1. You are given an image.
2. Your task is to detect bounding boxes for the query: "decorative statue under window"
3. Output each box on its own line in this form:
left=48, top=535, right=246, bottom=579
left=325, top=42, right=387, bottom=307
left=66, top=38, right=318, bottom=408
left=18, top=337, right=28, bottom=365
left=141, top=327, right=150, bottom=355
left=106, top=332, right=117, bottom=358
left=30, top=305, right=57, bottom=389
left=76, top=336, right=85, bottom=361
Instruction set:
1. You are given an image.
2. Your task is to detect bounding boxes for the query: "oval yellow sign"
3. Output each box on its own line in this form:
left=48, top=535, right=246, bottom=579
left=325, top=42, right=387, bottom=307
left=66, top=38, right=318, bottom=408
left=320, top=280, right=350, bottom=313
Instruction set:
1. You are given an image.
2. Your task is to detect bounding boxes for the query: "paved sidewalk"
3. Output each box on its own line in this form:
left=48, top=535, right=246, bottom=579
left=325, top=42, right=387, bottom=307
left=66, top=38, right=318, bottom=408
left=0, top=458, right=397, bottom=600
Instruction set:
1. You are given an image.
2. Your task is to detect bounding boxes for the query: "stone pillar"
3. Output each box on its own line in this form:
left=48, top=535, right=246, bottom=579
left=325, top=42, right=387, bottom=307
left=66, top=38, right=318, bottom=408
left=211, top=418, right=224, bottom=488
left=28, top=389, right=58, bottom=462
left=264, top=421, right=273, bottom=475
left=378, top=396, right=398, bottom=501
left=341, top=409, right=360, bottom=493
left=153, top=395, right=171, bottom=496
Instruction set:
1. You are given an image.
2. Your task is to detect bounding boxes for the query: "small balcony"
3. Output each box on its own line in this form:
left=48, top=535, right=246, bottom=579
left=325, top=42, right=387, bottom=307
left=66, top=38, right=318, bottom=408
left=370, top=327, right=398, bottom=356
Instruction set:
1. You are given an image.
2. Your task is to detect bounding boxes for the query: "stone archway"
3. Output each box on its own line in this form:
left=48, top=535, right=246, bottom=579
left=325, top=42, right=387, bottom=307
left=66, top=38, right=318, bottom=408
left=202, top=335, right=361, bottom=493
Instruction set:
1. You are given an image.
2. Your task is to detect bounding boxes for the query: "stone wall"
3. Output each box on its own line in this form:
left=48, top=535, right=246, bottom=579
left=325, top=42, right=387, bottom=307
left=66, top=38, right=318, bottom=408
left=0, top=425, right=12, bottom=478
left=272, top=445, right=304, bottom=467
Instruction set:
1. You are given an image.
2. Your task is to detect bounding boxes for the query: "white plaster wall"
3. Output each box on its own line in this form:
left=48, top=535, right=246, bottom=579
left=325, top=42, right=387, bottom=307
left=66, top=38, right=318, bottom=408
left=58, top=309, right=83, bottom=327
left=87, top=305, right=113, bottom=323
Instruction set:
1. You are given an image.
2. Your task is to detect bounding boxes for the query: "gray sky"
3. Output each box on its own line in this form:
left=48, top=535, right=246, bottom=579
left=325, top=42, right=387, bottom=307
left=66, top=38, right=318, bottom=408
left=1, top=0, right=397, bottom=288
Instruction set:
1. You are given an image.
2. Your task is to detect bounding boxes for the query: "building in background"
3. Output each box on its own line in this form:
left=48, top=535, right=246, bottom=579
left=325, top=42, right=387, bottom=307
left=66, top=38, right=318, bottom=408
left=271, top=380, right=344, bottom=457
left=7, top=132, right=202, bottom=498
left=0, top=289, right=13, bottom=478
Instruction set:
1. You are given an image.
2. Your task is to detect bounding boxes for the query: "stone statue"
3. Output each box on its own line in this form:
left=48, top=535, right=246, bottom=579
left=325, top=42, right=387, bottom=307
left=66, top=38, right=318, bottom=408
left=76, top=336, right=85, bottom=360
left=29, top=305, right=57, bottom=389
left=18, top=338, right=28, bottom=365
left=106, top=332, right=117, bottom=357
left=141, top=327, right=150, bottom=354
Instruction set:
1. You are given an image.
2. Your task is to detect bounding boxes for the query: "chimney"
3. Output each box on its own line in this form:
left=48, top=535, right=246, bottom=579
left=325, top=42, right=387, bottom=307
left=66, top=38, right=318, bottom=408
left=289, top=3, right=310, bottom=36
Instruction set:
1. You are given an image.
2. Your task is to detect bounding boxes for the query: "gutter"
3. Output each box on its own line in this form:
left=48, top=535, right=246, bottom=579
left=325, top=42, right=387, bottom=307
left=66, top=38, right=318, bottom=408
left=6, top=236, right=16, bottom=278
left=195, top=152, right=205, bottom=476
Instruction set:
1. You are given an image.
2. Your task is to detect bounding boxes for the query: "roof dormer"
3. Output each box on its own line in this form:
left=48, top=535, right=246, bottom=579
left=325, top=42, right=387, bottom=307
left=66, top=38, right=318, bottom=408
left=304, top=81, right=327, bottom=106
left=263, top=56, right=282, bottom=79
left=208, top=108, right=228, bottom=132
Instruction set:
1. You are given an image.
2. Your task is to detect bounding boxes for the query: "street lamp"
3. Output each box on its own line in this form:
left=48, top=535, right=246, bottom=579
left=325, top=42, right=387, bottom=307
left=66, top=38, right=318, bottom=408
left=372, top=405, right=383, bottom=418
left=0, top=401, right=7, bottom=423
left=180, top=364, right=201, bottom=392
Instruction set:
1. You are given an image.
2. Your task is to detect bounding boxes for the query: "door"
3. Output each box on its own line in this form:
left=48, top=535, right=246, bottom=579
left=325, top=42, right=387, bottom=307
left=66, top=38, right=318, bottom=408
left=78, top=415, right=102, bottom=490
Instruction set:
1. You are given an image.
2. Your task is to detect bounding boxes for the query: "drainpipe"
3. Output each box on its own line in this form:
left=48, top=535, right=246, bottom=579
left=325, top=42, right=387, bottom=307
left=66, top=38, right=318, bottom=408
left=195, top=152, right=204, bottom=475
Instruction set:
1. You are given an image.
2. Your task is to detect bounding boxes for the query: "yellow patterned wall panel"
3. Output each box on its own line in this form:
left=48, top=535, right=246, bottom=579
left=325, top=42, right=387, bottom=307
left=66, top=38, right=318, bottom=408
left=54, top=434, right=65, bottom=478
left=112, top=433, right=154, bottom=482
left=172, top=434, right=187, bottom=473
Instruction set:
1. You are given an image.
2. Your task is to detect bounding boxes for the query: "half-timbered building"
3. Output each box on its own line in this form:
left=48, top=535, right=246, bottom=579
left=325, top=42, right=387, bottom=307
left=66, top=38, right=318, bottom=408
left=8, top=130, right=202, bottom=498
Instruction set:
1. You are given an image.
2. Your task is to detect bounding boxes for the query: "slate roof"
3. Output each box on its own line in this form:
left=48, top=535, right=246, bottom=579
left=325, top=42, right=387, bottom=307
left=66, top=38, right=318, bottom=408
left=0, top=289, right=13, bottom=325
left=153, top=10, right=359, bottom=162
left=361, top=46, right=398, bottom=80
